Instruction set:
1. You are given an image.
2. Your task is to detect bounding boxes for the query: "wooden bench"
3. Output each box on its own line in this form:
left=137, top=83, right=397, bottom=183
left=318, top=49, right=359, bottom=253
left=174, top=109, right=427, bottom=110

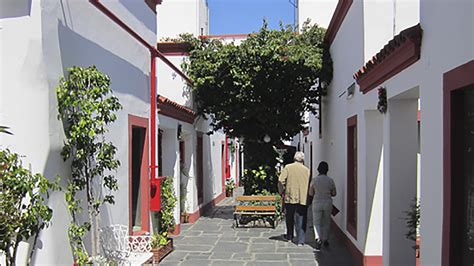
left=233, top=195, right=278, bottom=228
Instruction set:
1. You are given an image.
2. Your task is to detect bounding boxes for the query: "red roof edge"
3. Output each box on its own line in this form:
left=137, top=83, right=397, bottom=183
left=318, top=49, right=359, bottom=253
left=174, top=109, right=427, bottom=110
left=145, top=0, right=162, bottom=13
left=354, top=24, right=422, bottom=94
left=157, top=95, right=197, bottom=124
left=324, top=0, right=353, bottom=45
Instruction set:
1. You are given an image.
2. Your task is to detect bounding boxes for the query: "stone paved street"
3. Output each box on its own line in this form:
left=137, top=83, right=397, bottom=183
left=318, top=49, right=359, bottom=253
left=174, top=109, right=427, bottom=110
left=160, top=189, right=355, bottom=266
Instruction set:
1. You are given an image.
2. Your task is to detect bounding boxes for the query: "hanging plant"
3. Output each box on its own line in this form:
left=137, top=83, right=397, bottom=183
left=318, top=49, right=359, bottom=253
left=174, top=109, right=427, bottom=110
left=377, top=87, right=388, bottom=114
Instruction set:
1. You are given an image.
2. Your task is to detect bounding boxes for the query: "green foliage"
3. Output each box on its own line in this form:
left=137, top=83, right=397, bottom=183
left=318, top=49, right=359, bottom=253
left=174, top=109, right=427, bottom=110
left=0, top=149, right=59, bottom=266
left=225, top=179, right=236, bottom=192
left=405, top=198, right=420, bottom=249
left=181, top=20, right=332, bottom=143
left=153, top=176, right=177, bottom=248
left=242, top=165, right=277, bottom=195
left=0, top=126, right=12, bottom=135
left=179, top=21, right=332, bottom=194
left=56, top=65, right=122, bottom=262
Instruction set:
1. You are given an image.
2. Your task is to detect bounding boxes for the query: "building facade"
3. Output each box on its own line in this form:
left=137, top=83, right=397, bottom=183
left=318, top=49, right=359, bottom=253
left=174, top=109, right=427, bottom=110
left=298, top=0, right=473, bottom=265
left=0, top=0, right=237, bottom=264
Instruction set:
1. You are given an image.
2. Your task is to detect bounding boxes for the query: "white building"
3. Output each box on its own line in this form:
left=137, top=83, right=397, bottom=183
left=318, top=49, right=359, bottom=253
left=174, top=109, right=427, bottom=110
left=0, top=0, right=237, bottom=264
left=299, top=0, right=474, bottom=265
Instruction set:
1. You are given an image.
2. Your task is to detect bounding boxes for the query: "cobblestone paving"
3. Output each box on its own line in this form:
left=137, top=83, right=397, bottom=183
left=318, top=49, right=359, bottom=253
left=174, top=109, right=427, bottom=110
left=160, top=189, right=355, bottom=266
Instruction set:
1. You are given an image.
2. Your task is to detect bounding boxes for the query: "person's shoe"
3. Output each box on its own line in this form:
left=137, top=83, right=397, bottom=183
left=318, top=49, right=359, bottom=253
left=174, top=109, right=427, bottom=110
left=323, top=240, right=329, bottom=247
left=297, top=243, right=304, bottom=247
left=282, top=234, right=292, bottom=242
left=314, top=240, right=322, bottom=251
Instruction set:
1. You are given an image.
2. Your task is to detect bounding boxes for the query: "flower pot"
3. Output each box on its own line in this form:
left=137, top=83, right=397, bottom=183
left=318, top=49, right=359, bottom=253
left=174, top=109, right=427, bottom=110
left=148, top=238, right=173, bottom=264
left=226, top=190, right=233, bottom=197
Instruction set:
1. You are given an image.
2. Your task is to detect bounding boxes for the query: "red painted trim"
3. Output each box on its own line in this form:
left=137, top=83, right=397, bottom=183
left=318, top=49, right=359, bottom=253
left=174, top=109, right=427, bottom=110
left=325, top=0, right=353, bottom=45
left=128, top=114, right=150, bottom=234
left=354, top=24, right=422, bottom=94
left=144, top=0, right=162, bottom=13
left=364, top=256, right=383, bottom=266
left=225, top=135, right=230, bottom=179
left=331, top=220, right=382, bottom=266
left=157, top=42, right=192, bottom=56
left=157, top=95, right=197, bottom=124
left=199, top=33, right=251, bottom=39
left=221, top=141, right=226, bottom=192
left=235, top=145, right=239, bottom=186
left=89, top=0, right=192, bottom=84
left=169, top=223, right=180, bottom=236
left=442, top=60, right=474, bottom=266
left=347, top=115, right=358, bottom=239
left=150, top=55, right=159, bottom=210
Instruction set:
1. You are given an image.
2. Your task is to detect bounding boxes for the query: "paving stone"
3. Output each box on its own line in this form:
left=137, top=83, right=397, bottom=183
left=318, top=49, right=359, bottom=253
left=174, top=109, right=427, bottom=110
left=232, top=252, right=253, bottom=260
left=247, top=262, right=291, bottom=266
left=161, top=187, right=354, bottom=266
left=160, top=251, right=189, bottom=261
left=250, top=237, right=272, bottom=243
left=211, top=261, right=246, bottom=266
left=218, top=236, right=239, bottom=242
left=289, top=260, right=318, bottom=266
left=210, top=252, right=234, bottom=260
left=175, top=244, right=213, bottom=252
left=254, top=253, right=288, bottom=261
left=237, top=237, right=251, bottom=243
left=185, top=252, right=212, bottom=260
left=180, top=259, right=213, bottom=266
left=248, top=243, right=275, bottom=253
left=288, top=253, right=316, bottom=260
left=180, top=236, right=218, bottom=245
left=276, top=247, right=312, bottom=253
left=212, top=242, right=249, bottom=253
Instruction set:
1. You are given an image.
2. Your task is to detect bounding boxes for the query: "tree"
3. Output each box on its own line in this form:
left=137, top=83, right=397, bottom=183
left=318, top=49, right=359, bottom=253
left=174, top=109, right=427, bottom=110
left=181, top=21, right=332, bottom=193
left=56, top=65, right=122, bottom=263
left=0, top=149, right=58, bottom=266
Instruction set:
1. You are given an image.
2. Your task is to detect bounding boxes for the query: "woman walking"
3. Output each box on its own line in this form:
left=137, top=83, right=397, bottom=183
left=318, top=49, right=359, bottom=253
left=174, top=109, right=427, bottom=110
left=309, top=161, right=337, bottom=251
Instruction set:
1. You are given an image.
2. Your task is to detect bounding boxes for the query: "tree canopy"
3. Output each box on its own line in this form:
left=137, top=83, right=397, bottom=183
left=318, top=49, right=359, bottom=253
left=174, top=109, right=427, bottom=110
left=182, top=21, right=332, bottom=144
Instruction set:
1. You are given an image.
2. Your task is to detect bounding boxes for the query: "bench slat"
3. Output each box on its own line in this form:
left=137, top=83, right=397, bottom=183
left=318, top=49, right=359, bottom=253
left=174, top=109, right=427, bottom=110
left=234, top=212, right=276, bottom=215
left=235, top=205, right=276, bottom=212
left=236, top=196, right=277, bottom=201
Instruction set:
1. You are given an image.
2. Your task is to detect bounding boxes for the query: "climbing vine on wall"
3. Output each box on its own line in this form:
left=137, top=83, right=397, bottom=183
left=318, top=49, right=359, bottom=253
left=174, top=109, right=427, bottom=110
left=56, top=65, right=122, bottom=263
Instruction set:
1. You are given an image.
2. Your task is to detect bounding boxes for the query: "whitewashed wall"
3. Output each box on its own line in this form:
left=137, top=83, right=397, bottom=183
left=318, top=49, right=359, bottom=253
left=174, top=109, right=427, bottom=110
left=298, top=0, right=338, bottom=28
left=418, top=0, right=474, bottom=265
left=1, top=0, right=155, bottom=264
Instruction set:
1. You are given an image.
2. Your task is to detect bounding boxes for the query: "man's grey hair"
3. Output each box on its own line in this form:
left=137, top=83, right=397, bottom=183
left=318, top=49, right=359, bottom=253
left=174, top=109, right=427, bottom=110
left=294, top=152, right=305, bottom=162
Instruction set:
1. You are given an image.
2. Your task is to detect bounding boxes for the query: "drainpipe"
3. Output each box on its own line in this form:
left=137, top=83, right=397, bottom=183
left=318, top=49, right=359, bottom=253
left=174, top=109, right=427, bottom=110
left=88, top=0, right=192, bottom=210
left=225, top=135, right=229, bottom=179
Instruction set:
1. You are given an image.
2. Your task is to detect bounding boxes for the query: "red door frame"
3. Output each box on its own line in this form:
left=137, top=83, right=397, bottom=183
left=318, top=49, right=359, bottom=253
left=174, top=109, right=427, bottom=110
left=347, top=115, right=358, bottom=239
left=442, top=60, right=474, bottom=266
left=196, top=134, right=204, bottom=204
left=221, top=141, right=226, bottom=192
left=128, top=114, right=150, bottom=234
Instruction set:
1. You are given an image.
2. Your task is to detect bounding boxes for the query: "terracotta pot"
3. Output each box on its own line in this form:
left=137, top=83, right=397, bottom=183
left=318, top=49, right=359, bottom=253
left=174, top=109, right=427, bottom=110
left=148, top=238, right=173, bottom=264
left=226, top=190, right=233, bottom=197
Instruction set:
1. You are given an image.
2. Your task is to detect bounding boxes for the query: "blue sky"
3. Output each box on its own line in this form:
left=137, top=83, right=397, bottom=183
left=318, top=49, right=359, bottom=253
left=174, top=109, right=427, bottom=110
left=208, top=0, right=296, bottom=35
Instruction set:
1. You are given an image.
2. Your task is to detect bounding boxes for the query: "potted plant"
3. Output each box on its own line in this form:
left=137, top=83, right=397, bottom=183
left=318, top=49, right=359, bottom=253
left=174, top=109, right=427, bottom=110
left=179, top=188, right=190, bottom=223
left=148, top=176, right=176, bottom=263
left=226, top=179, right=236, bottom=197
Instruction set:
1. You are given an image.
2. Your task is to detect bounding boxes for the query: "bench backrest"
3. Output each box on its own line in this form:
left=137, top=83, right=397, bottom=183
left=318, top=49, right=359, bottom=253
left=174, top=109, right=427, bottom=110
left=235, top=195, right=277, bottom=202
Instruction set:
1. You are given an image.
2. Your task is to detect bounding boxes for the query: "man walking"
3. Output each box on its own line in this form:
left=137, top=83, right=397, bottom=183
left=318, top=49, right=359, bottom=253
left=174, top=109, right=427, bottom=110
left=309, top=161, right=337, bottom=251
left=278, top=151, right=310, bottom=246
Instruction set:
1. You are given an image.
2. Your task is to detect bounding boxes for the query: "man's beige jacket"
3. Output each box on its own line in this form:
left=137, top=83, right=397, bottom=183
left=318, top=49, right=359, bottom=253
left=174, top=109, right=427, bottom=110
left=278, top=162, right=310, bottom=205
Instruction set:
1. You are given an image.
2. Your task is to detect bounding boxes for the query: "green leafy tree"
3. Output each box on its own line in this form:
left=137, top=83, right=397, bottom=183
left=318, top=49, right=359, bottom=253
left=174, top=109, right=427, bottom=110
left=181, top=21, right=332, bottom=193
left=56, top=66, right=122, bottom=263
left=0, top=149, right=58, bottom=266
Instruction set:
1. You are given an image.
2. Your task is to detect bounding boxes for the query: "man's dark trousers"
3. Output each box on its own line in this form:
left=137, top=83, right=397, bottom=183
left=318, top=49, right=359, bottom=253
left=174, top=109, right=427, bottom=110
left=285, top=203, right=307, bottom=245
